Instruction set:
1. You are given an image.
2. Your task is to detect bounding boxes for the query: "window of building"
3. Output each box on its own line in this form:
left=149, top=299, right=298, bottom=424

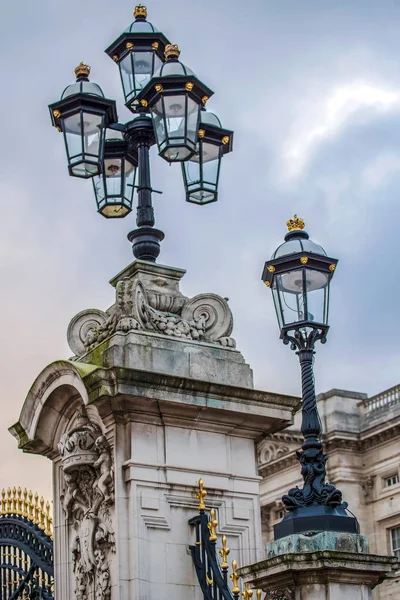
left=391, top=527, right=400, bottom=558
left=384, top=474, right=399, bottom=487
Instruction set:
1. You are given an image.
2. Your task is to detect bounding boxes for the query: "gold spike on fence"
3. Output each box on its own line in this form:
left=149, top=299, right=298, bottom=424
left=0, top=487, right=53, bottom=538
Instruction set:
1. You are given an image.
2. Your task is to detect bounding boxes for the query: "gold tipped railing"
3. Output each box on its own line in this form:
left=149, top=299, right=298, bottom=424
left=0, top=487, right=53, bottom=537
left=191, top=478, right=264, bottom=600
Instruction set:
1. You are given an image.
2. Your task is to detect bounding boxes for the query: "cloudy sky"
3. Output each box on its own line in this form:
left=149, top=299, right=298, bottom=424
left=1, top=0, right=400, bottom=499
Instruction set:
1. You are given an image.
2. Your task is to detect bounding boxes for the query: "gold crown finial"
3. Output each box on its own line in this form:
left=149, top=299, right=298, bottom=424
left=74, top=62, right=90, bottom=78
left=196, top=478, right=207, bottom=511
left=286, top=214, right=305, bottom=232
left=134, top=4, right=147, bottom=18
left=165, top=44, right=181, bottom=60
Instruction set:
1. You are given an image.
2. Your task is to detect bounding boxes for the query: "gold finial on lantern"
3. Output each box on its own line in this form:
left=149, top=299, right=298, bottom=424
left=230, top=559, right=241, bottom=594
left=219, top=535, right=230, bottom=569
left=164, top=44, right=180, bottom=60
left=134, top=4, right=147, bottom=18
left=74, top=62, right=91, bottom=78
left=208, top=508, right=218, bottom=541
left=196, top=478, right=207, bottom=511
left=286, top=214, right=305, bottom=232
left=256, top=590, right=262, bottom=600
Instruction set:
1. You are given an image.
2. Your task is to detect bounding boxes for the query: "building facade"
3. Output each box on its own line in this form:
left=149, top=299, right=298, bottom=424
left=259, top=384, right=400, bottom=600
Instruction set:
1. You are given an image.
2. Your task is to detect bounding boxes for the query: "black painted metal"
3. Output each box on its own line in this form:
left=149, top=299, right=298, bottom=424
left=0, top=515, right=53, bottom=600
left=189, top=512, right=234, bottom=600
left=273, top=326, right=359, bottom=539
left=124, top=113, right=165, bottom=261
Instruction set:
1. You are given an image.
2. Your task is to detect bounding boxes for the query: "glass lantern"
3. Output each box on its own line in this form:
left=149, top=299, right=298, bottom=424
left=105, top=4, right=170, bottom=110
left=93, top=131, right=138, bottom=218
left=262, top=216, right=338, bottom=337
left=137, top=44, right=214, bottom=162
left=49, top=63, right=117, bottom=178
left=182, top=110, right=233, bottom=204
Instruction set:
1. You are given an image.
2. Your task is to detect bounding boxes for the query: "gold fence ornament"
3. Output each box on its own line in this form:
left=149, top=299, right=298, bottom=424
left=242, top=583, right=253, bottom=599
left=219, top=535, right=230, bottom=569
left=196, top=478, right=207, bottom=511
left=0, top=487, right=53, bottom=537
left=230, top=559, right=240, bottom=594
left=208, top=508, right=218, bottom=541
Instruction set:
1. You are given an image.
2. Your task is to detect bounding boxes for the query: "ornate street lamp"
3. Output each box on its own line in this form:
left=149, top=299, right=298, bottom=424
left=48, top=5, right=233, bottom=261
left=182, top=111, right=233, bottom=205
left=49, top=63, right=117, bottom=179
left=262, top=215, right=359, bottom=539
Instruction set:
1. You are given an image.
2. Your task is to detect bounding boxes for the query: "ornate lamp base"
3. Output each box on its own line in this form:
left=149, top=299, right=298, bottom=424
left=128, top=226, right=165, bottom=262
left=274, top=505, right=359, bottom=540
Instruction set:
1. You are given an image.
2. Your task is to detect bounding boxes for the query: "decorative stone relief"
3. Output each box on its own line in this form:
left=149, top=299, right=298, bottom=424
left=58, top=410, right=114, bottom=600
left=67, top=268, right=236, bottom=357
left=257, top=441, right=291, bottom=466
left=265, top=589, right=294, bottom=600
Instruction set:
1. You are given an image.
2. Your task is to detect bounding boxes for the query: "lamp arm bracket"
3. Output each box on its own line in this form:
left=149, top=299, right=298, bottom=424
left=108, top=122, right=128, bottom=133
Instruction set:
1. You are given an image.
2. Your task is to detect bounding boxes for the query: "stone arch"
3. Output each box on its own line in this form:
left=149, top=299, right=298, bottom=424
left=9, top=360, right=99, bottom=456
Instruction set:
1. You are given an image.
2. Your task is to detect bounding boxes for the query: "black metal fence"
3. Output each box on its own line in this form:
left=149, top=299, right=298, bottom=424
left=0, top=488, right=54, bottom=600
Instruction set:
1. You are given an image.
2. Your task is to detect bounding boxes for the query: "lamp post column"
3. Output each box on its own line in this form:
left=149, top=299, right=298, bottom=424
left=126, top=114, right=164, bottom=262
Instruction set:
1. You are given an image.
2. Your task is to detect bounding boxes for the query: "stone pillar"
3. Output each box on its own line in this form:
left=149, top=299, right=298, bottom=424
left=238, top=531, right=398, bottom=599
left=9, top=260, right=299, bottom=600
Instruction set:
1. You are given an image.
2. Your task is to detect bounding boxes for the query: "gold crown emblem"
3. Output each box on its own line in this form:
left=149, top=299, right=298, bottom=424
left=165, top=44, right=181, bottom=60
left=134, top=4, right=147, bottom=18
left=286, top=214, right=305, bottom=232
left=74, top=62, right=90, bottom=78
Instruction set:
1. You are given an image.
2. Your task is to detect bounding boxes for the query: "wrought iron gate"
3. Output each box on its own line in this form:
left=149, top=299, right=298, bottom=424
left=0, top=488, right=54, bottom=600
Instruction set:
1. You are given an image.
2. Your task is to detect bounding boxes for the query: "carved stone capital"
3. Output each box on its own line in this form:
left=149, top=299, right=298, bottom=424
left=67, top=262, right=236, bottom=357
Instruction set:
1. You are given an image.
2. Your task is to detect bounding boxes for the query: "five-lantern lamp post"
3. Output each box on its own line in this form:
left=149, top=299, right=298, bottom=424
left=262, top=215, right=359, bottom=539
left=49, top=4, right=233, bottom=262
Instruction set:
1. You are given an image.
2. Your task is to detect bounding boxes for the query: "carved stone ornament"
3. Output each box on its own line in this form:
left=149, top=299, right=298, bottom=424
left=67, top=264, right=236, bottom=357
left=58, top=410, right=114, bottom=600
left=265, top=589, right=294, bottom=600
left=257, top=441, right=291, bottom=466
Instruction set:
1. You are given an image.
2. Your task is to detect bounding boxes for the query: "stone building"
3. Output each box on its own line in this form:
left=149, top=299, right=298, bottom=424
left=258, top=384, right=400, bottom=599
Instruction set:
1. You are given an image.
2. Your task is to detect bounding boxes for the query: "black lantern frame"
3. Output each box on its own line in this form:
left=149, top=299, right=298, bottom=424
left=105, top=5, right=170, bottom=110
left=137, top=48, right=214, bottom=163
left=262, top=237, right=337, bottom=341
left=182, top=114, right=233, bottom=205
left=93, top=135, right=138, bottom=218
left=49, top=70, right=117, bottom=179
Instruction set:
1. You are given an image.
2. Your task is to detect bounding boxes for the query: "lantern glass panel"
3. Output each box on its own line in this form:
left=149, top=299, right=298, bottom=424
left=272, top=267, right=330, bottom=329
left=186, top=97, right=199, bottom=144
left=303, top=268, right=330, bottom=324
left=120, top=52, right=162, bottom=103
left=183, top=141, right=221, bottom=204
left=273, top=270, right=307, bottom=326
left=63, top=111, right=104, bottom=178
left=94, top=156, right=136, bottom=218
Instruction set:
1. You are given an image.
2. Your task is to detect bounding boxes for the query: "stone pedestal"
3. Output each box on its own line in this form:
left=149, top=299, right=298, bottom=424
left=9, top=260, right=299, bottom=600
left=238, top=531, right=399, bottom=600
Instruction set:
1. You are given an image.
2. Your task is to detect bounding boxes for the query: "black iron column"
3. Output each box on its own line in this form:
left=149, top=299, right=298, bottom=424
left=126, top=113, right=164, bottom=262
left=273, top=326, right=359, bottom=539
